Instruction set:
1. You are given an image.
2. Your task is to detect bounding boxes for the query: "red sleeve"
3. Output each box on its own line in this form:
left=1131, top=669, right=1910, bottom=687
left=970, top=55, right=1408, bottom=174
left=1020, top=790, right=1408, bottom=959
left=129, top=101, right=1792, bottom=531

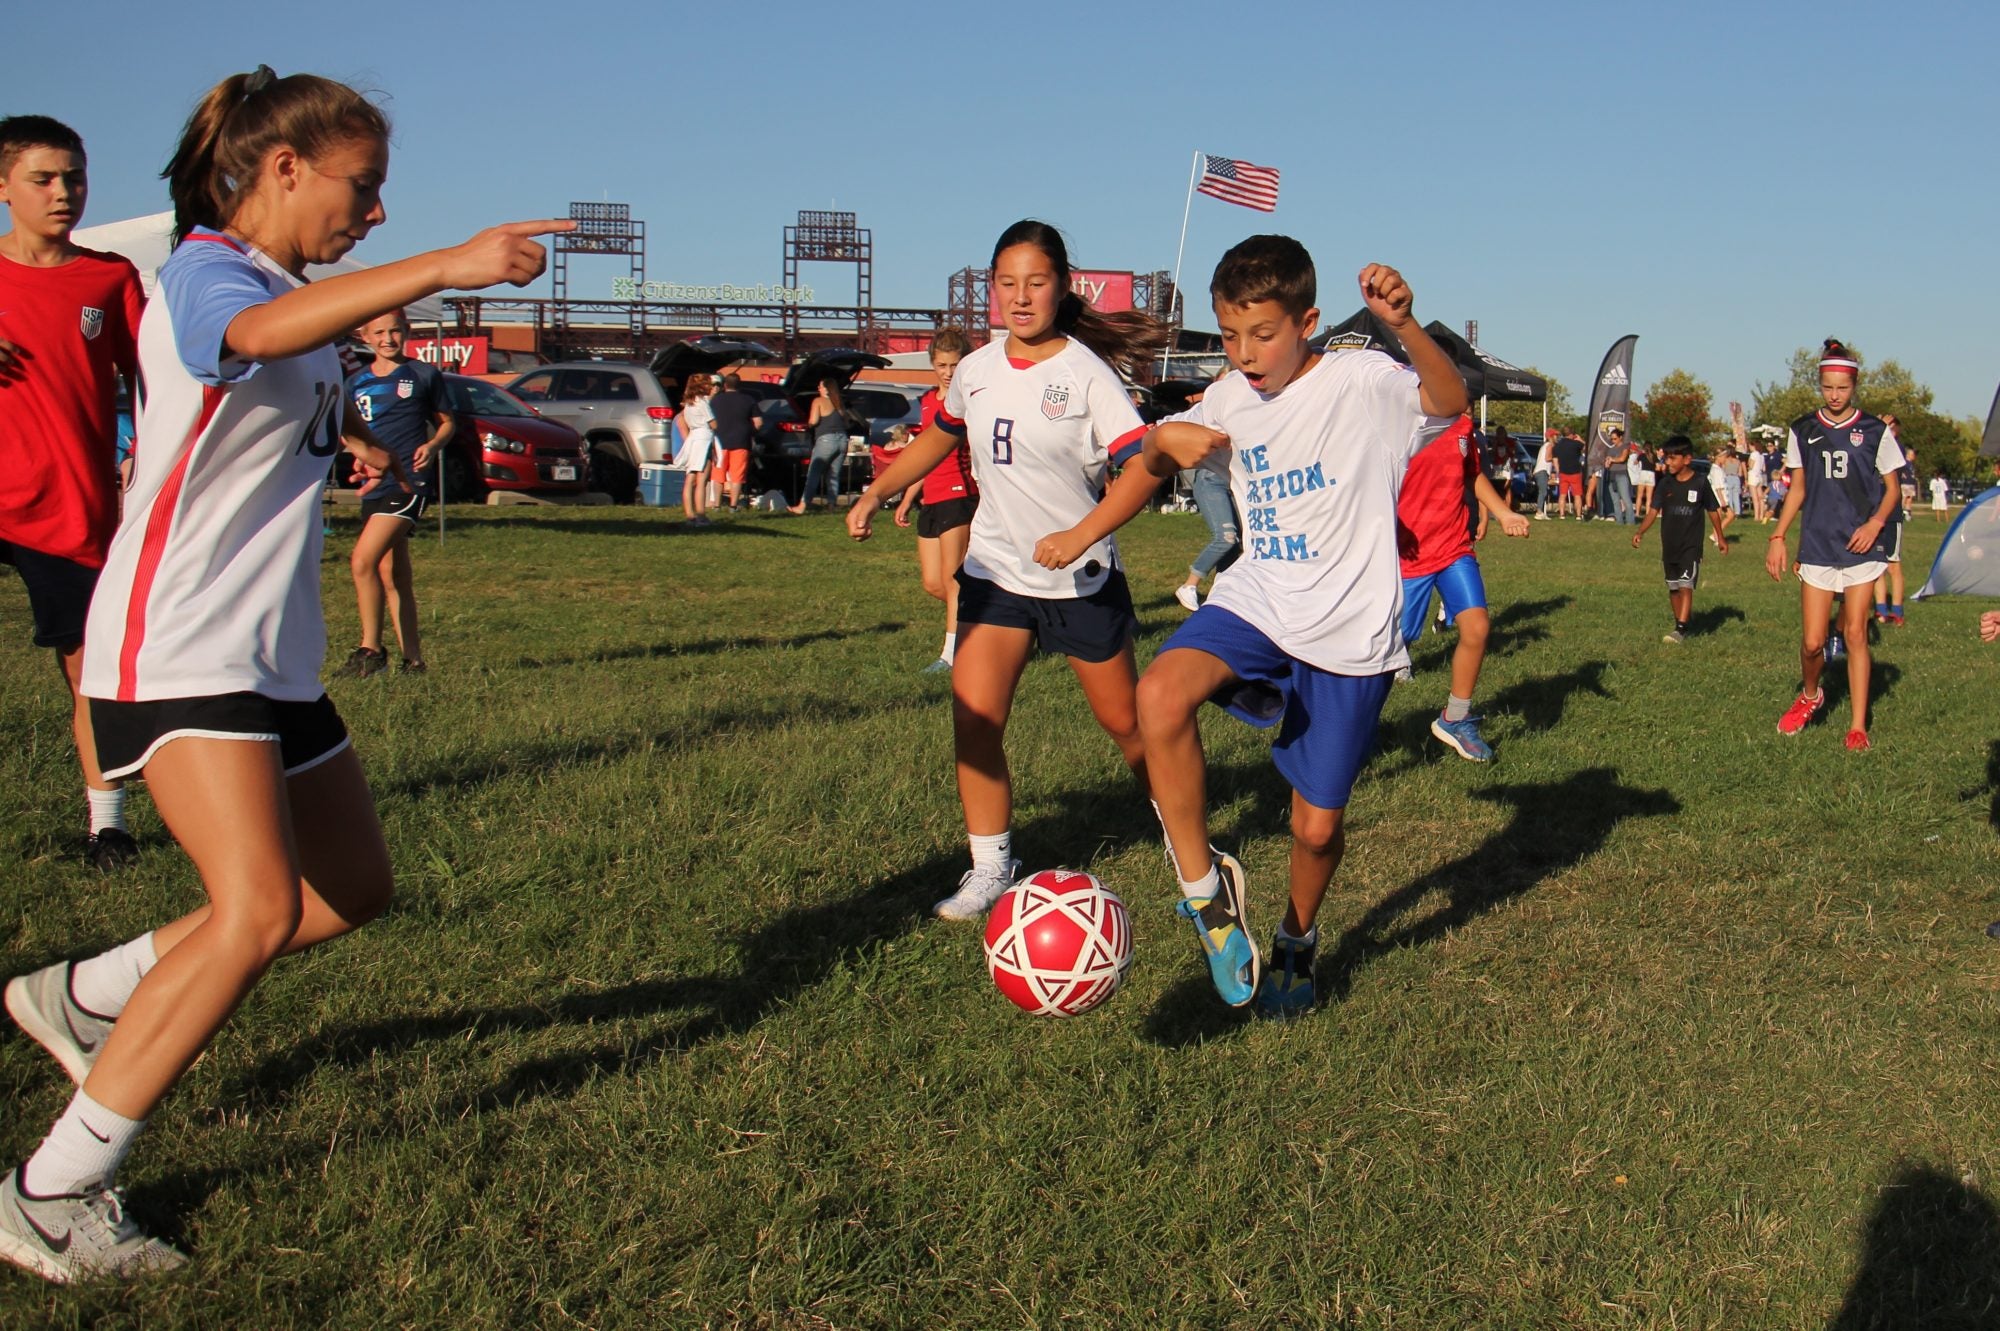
left=115, top=263, right=145, bottom=378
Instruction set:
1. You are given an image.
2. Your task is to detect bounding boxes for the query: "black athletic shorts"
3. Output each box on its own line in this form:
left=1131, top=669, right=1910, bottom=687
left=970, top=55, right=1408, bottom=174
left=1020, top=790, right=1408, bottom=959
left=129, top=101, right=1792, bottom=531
left=1663, top=558, right=1701, bottom=591
left=916, top=496, right=977, bottom=539
left=1, top=540, right=99, bottom=650
left=955, top=568, right=1136, bottom=664
left=360, top=490, right=431, bottom=524
left=90, top=692, right=350, bottom=782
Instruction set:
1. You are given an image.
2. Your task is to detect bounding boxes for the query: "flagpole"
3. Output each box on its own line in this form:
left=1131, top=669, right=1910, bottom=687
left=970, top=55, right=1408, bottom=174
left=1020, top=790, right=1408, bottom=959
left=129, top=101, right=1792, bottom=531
left=1162, top=151, right=1201, bottom=377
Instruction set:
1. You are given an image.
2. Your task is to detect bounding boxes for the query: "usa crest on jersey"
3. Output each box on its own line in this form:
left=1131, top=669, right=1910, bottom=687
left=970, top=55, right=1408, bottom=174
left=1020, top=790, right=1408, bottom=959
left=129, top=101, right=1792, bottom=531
left=1042, top=385, right=1069, bottom=420
left=79, top=306, right=104, bottom=341
left=396, top=380, right=415, bottom=399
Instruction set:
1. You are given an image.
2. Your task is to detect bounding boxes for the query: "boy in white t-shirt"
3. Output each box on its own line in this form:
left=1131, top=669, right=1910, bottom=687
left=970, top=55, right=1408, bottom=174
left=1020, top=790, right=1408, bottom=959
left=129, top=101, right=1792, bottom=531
left=1931, top=473, right=1950, bottom=519
left=1135, top=236, right=1467, bottom=1017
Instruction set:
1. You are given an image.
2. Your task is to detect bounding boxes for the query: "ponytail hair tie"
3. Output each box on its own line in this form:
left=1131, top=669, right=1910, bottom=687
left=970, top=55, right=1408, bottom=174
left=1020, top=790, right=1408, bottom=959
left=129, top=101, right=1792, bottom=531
left=243, top=65, right=277, bottom=96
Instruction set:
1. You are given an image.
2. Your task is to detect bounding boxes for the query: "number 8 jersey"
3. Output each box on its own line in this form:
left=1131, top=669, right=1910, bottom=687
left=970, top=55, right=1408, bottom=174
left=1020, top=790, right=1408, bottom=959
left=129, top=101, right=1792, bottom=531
left=936, top=337, right=1147, bottom=598
left=83, top=229, right=345, bottom=703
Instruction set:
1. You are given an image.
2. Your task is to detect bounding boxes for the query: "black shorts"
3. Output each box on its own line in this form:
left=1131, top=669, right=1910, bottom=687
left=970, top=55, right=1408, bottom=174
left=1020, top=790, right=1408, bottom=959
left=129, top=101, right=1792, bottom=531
left=90, top=692, right=350, bottom=782
left=955, top=569, right=1136, bottom=664
left=1, top=540, right=99, bottom=650
left=360, top=490, right=431, bottom=524
left=1663, top=558, right=1701, bottom=591
left=916, top=496, right=977, bottom=539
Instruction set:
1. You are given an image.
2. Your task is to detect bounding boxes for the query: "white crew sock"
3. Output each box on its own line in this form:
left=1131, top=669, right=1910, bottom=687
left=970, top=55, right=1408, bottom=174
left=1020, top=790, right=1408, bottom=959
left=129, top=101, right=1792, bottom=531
left=22, top=1088, right=146, bottom=1196
left=1276, top=919, right=1319, bottom=948
left=86, top=786, right=127, bottom=835
left=968, top=830, right=1012, bottom=873
left=940, top=632, right=957, bottom=665
left=69, top=931, right=158, bottom=1020
left=1179, top=863, right=1219, bottom=903
left=1444, top=693, right=1473, bottom=723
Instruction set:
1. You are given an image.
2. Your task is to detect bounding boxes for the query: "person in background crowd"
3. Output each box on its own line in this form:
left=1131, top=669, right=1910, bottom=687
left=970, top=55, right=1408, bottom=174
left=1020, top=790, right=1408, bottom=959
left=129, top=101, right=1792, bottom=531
left=1533, top=428, right=1555, bottom=519
left=676, top=372, right=716, bottom=527
left=1931, top=471, right=1950, bottom=520
left=789, top=378, right=850, bottom=514
left=0, top=113, right=147, bottom=871
left=1584, top=425, right=1611, bottom=520
left=706, top=372, right=761, bottom=511
left=1173, top=450, right=1240, bottom=614
left=1603, top=426, right=1635, bottom=524
left=1707, top=447, right=1736, bottom=546
left=1748, top=438, right=1770, bottom=522
left=1872, top=415, right=1912, bottom=625
left=336, top=308, right=451, bottom=677
left=1631, top=435, right=1728, bottom=643
left=1554, top=426, right=1586, bottom=518
left=1721, top=444, right=1745, bottom=517
left=892, top=327, right=977, bottom=673
left=1627, top=436, right=1655, bottom=521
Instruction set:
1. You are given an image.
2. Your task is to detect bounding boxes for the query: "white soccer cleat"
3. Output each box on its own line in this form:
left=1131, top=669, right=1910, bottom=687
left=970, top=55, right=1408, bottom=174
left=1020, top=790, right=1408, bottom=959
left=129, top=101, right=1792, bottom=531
left=934, top=859, right=1020, bottom=922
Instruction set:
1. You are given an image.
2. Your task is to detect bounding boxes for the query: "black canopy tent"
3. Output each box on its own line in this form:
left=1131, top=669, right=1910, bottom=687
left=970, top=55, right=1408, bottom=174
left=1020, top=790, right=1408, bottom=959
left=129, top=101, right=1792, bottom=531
left=1312, top=309, right=1548, bottom=429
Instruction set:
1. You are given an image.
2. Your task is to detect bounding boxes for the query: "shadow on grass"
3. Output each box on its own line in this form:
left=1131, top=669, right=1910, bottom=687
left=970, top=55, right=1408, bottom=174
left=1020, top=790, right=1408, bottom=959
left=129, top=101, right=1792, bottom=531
left=1408, top=594, right=1573, bottom=673
left=1827, top=1162, right=2000, bottom=1331
left=1141, top=766, right=1676, bottom=1048
left=510, top=620, right=909, bottom=671
left=1684, top=603, right=1746, bottom=635
left=1371, top=660, right=1614, bottom=774
left=1958, top=740, right=2000, bottom=832
left=487, top=515, right=804, bottom=540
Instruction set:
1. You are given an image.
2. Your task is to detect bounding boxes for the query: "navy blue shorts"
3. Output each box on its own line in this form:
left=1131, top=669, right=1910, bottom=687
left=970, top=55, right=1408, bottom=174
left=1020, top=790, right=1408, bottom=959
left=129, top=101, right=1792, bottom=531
left=955, top=569, right=1136, bottom=664
left=2, top=541, right=100, bottom=650
left=1399, top=555, right=1487, bottom=645
left=1160, top=605, right=1393, bottom=811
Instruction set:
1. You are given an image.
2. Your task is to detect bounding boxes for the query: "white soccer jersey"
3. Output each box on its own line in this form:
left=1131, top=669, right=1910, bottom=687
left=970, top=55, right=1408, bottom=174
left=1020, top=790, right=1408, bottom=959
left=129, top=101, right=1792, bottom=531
left=82, top=229, right=344, bottom=703
left=939, top=338, right=1147, bottom=598
left=1176, top=350, right=1451, bottom=674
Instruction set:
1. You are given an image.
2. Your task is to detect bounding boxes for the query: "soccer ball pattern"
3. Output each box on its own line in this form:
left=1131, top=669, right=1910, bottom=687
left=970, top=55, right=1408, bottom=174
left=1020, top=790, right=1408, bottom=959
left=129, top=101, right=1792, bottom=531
left=983, top=869, right=1133, bottom=1016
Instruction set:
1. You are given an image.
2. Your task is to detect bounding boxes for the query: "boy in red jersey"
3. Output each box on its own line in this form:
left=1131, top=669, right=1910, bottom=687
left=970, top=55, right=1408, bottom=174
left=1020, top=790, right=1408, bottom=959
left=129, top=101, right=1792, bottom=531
left=1396, top=412, right=1529, bottom=761
left=0, top=116, right=145, bottom=869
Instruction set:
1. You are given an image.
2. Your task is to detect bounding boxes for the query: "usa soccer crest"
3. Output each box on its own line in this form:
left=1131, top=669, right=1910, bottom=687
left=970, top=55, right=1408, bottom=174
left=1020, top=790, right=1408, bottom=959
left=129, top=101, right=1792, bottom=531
left=396, top=380, right=415, bottom=399
left=1042, top=386, right=1069, bottom=420
left=1850, top=430, right=1865, bottom=445
left=79, top=307, right=103, bottom=341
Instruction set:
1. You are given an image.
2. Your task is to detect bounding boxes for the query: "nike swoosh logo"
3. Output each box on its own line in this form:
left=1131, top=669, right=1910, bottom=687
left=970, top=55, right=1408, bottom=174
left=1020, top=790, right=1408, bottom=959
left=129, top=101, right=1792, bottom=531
left=62, top=1006, right=97, bottom=1054
left=16, top=1203, right=71, bottom=1254
left=80, top=1120, right=110, bottom=1144
left=969, top=387, right=987, bottom=396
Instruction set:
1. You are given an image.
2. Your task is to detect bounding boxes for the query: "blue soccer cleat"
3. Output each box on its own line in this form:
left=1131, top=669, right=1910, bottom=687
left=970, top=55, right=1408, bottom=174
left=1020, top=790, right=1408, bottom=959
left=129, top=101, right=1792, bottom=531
left=1176, top=851, right=1259, bottom=1007
left=1430, top=713, right=1493, bottom=762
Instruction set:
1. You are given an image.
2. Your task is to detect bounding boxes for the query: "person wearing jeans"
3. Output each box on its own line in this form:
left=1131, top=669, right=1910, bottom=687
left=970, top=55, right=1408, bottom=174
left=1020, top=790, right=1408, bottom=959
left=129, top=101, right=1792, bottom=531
left=1604, top=427, right=1636, bottom=524
left=1175, top=460, right=1241, bottom=611
left=790, top=380, right=851, bottom=513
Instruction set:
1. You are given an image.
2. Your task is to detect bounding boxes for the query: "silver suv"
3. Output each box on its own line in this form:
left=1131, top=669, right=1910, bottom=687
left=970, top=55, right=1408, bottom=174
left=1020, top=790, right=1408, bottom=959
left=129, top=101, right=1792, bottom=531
left=505, top=362, right=674, bottom=503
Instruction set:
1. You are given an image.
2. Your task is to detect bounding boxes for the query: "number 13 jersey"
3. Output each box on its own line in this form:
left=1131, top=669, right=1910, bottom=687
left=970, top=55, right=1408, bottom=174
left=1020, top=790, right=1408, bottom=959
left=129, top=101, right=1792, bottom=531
left=83, top=229, right=345, bottom=703
left=1783, top=409, right=1904, bottom=569
left=938, top=337, right=1147, bottom=598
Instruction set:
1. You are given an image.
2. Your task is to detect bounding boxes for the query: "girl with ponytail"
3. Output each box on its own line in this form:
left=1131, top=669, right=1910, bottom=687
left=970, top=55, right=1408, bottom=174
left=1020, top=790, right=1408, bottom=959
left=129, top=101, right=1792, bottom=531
left=844, top=219, right=1171, bottom=923
left=0, top=66, right=570, bottom=1283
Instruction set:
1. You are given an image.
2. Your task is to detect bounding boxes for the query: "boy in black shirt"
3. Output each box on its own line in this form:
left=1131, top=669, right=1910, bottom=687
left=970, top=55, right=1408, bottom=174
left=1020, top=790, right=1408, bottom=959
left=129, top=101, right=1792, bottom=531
left=1631, top=435, right=1729, bottom=643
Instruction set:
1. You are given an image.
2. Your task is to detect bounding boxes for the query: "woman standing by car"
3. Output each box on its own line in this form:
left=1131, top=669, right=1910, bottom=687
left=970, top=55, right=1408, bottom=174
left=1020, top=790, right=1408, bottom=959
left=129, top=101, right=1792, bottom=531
left=676, top=372, right=716, bottom=526
left=789, top=379, right=850, bottom=513
left=1628, top=439, right=1656, bottom=521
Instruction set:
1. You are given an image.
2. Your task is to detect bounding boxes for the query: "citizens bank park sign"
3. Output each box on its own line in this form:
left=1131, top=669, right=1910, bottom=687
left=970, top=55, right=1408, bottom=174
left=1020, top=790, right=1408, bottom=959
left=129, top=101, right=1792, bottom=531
left=611, top=279, right=816, bottom=303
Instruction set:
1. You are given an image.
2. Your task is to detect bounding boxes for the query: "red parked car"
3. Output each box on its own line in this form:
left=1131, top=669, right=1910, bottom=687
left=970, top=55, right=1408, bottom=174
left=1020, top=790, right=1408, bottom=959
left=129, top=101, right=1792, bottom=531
left=443, top=374, right=589, bottom=497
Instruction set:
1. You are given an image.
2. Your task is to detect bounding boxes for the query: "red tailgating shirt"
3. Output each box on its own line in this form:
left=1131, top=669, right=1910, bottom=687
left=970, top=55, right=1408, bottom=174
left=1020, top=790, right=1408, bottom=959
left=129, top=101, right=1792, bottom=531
left=0, top=247, right=144, bottom=567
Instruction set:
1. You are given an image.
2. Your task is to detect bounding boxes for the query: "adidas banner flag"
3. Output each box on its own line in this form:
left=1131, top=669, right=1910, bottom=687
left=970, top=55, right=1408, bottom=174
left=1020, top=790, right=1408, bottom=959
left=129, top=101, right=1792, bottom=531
left=1980, top=378, right=2000, bottom=458
left=1587, top=334, right=1639, bottom=451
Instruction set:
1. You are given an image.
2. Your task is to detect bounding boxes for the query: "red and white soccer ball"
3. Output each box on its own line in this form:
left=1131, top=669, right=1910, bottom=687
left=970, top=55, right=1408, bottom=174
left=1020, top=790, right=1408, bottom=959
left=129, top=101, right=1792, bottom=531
left=982, top=869, right=1133, bottom=1017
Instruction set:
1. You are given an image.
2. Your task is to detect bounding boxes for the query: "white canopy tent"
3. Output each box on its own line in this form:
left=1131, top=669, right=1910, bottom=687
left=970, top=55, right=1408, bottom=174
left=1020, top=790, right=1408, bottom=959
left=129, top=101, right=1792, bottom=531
left=72, top=211, right=448, bottom=323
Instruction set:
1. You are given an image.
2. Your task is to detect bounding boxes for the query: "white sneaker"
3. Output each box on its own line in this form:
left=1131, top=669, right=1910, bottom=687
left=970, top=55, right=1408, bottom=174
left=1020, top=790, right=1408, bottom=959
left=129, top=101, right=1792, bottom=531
left=1393, top=665, right=1413, bottom=683
left=1174, top=584, right=1200, bottom=613
left=0, top=1167, right=186, bottom=1283
left=934, top=858, right=1019, bottom=921
left=5, top=962, right=112, bottom=1086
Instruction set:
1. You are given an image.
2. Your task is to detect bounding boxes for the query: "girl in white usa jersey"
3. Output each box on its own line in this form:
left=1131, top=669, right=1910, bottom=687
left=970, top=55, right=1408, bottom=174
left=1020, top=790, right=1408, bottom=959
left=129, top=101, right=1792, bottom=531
left=847, top=220, right=1172, bottom=923
left=0, top=67, right=568, bottom=1284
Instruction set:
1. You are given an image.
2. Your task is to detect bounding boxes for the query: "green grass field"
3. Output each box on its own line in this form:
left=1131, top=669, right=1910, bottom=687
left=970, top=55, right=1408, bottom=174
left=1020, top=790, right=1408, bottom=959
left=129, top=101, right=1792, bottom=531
left=4, top=501, right=1998, bottom=1329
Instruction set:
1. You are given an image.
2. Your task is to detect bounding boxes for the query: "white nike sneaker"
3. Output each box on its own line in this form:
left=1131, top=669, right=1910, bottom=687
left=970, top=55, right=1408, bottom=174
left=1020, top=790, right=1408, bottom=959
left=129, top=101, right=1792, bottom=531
left=5, top=962, right=114, bottom=1085
left=1174, top=584, right=1200, bottom=613
left=934, top=859, right=1020, bottom=921
left=0, top=1167, right=185, bottom=1283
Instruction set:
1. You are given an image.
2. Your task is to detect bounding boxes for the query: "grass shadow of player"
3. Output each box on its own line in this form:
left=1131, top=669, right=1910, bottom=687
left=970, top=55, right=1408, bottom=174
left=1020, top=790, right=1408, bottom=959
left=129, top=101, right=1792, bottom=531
left=201, top=777, right=1168, bottom=1142
left=1407, top=595, right=1573, bottom=673
left=510, top=620, right=908, bottom=671
left=1683, top=604, right=1746, bottom=635
left=1806, top=660, right=1903, bottom=722
left=1366, top=660, right=1614, bottom=778
left=1825, top=1161, right=2000, bottom=1331
left=1317, top=767, right=1675, bottom=1003
left=1958, top=740, right=2000, bottom=833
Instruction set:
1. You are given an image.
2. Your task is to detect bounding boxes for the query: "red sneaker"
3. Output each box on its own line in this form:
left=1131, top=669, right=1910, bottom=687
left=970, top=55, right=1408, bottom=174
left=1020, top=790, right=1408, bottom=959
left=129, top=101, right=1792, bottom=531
left=1845, top=729, right=1871, bottom=751
left=1776, top=692, right=1826, bottom=736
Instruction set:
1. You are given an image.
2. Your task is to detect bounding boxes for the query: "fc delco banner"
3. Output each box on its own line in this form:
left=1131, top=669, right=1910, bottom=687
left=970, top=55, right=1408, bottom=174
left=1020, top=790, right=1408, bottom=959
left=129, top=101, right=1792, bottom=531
left=989, top=270, right=1134, bottom=326
left=1586, top=334, right=1639, bottom=449
left=406, top=335, right=489, bottom=375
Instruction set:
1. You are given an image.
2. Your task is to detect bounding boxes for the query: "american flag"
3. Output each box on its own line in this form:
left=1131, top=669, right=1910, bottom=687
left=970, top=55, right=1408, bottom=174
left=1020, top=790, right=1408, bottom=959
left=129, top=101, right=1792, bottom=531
left=1196, top=154, right=1280, bottom=212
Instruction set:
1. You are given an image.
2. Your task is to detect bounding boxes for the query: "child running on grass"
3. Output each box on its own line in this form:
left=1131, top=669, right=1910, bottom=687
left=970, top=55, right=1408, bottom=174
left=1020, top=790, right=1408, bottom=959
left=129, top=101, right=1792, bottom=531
left=0, top=66, right=562, bottom=1284
left=847, top=220, right=1171, bottom=921
left=1396, top=410, right=1529, bottom=762
left=0, top=115, right=147, bottom=870
left=891, top=327, right=977, bottom=674
left=1631, top=435, right=1729, bottom=642
left=1764, top=339, right=1905, bottom=751
left=1135, top=236, right=1467, bottom=1016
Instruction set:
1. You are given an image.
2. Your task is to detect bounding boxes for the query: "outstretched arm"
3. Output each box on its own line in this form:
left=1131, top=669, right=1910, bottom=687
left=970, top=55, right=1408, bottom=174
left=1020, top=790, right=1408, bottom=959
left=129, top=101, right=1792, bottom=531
left=1033, top=463, right=1166, bottom=569
left=1473, top=470, right=1528, bottom=537
left=847, top=425, right=958, bottom=540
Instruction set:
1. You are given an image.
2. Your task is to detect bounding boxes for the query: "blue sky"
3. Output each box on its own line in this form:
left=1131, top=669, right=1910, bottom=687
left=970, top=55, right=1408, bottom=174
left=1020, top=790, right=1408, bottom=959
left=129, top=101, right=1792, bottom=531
left=13, top=1, right=1995, bottom=419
